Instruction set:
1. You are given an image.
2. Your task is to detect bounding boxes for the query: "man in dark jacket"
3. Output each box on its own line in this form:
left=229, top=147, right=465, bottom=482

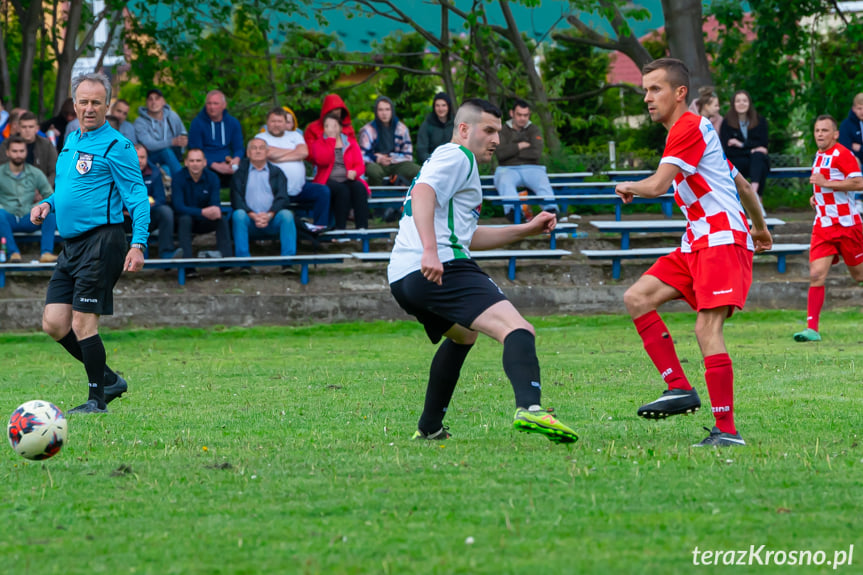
left=230, top=138, right=296, bottom=259
left=127, top=144, right=176, bottom=258
left=493, top=98, right=558, bottom=221
left=189, top=90, right=245, bottom=188
left=172, top=148, right=232, bottom=262
left=416, top=93, right=454, bottom=164
left=839, top=93, right=863, bottom=165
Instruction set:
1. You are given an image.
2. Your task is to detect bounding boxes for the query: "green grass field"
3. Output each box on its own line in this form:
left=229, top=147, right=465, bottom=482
left=3, top=310, right=862, bottom=574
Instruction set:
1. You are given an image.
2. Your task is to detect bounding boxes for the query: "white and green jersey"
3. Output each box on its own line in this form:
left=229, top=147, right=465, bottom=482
left=388, top=143, right=482, bottom=283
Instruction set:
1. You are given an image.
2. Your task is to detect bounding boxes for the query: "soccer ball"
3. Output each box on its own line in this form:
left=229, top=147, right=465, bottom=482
left=7, top=400, right=67, bottom=460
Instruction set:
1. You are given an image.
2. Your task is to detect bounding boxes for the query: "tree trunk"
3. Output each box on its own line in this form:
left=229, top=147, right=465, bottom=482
left=498, top=0, right=560, bottom=153
left=54, top=0, right=86, bottom=113
left=439, top=3, right=455, bottom=104
left=13, top=0, right=43, bottom=109
left=0, top=14, right=12, bottom=103
left=661, top=0, right=712, bottom=98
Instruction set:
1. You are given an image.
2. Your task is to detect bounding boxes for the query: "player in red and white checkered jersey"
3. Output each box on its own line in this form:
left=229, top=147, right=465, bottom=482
left=793, top=115, right=863, bottom=343
left=614, top=58, right=773, bottom=448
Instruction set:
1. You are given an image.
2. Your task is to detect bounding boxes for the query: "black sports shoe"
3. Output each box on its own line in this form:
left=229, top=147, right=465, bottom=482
left=693, top=426, right=746, bottom=447
left=67, top=399, right=108, bottom=415
left=637, top=387, right=701, bottom=419
left=411, top=427, right=451, bottom=440
left=104, top=374, right=128, bottom=404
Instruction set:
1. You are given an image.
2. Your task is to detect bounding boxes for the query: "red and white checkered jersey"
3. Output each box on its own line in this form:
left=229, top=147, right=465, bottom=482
left=660, top=112, right=753, bottom=253
left=811, top=143, right=862, bottom=229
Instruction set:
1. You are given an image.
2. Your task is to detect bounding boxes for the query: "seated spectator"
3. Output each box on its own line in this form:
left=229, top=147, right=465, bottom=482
left=720, top=90, right=769, bottom=199
left=111, top=99, right=137, bottom=143
left=231, top=139, right=296, bottom=264
left=172, top=148, right=232, bottom=264
left=40, top=98, right=75, bottom=151
left=416, top=92, right=454, bottom=164
left=839, top=92, right=863, bottom=166
left=0, top=112, right=57, bottom=186
left=1, top=108, right=25, bottom=140
left=256, top=106, right=329, bottom=230
left=135, top=88, right=187, bottom=178
left=0, top=136, right=57, bottom=262
left=691, top=86, right=722, bottom=133
left=126, top=144, right=176, bottom=258
left=358, top=96, right=421, bottom=186
left=307, top=104, right=369, bottom=230
left=189, top=90, right=244, bottom=188
left=493, top=98, right=559, bottom=221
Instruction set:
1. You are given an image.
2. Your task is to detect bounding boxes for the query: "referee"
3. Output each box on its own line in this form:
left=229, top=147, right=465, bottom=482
left=31, top=72, right=150, bottom=415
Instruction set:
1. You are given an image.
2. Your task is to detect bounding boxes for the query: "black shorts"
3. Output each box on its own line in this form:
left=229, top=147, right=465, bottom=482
left=45, top=224, right=127, bottom=315
left=390, top=259, right=508, bottom=343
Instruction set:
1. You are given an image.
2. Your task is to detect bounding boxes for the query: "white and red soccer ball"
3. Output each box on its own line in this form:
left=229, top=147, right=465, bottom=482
left=7, top=400, right=67, bottom=460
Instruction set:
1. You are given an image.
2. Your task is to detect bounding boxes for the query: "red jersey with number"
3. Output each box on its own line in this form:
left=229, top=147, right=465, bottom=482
left=811, top=143, right=862, bottom=229
left=661, top=112, right=753, bottom=253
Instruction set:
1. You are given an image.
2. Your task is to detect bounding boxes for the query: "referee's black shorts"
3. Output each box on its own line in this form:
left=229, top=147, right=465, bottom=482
left=45, top=224, right=127, bottom=316
left=390, top=259, right=508, bottom=344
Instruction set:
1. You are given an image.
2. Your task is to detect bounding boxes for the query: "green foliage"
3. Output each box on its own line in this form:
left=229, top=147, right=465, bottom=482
left=3, top=311, right=863, bottom=573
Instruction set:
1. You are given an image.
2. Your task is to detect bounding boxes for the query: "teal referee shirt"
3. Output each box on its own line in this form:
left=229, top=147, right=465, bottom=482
left=43, top=122, right=150, bottom=244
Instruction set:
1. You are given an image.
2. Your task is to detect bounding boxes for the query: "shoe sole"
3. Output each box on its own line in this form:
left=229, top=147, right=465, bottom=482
left=637, top=403, right=701, bottom=420
left=513, top=420, right=578, bottom=444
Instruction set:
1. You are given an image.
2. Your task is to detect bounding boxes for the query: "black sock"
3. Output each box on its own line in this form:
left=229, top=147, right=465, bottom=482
left=57, top=330, right=118, bottom=385
left=502, top=329, right=541, bottom=409
left=79, top=334, right=107, bottom=408
left=417, top=339, right=473, bottom=434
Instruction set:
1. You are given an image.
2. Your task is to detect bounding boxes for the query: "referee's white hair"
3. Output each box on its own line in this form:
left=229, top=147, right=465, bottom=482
left=71, top=72, right=112, bottom=104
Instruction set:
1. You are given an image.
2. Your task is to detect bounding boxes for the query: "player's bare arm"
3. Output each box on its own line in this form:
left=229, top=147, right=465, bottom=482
left=734, top=172, right=773, bottom=252
left=810, top=173, right=863, bottom=191
left=411, top=183, right=443, bottom=285
left=615, top=163, right=679, bottom=202
left=471, top=211, right=557, bottom=251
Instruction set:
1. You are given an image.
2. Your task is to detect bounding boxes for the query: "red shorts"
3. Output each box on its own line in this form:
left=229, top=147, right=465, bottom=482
left=809, top=224, right=863, bottom=267
left=646, top=244, right=753, bottom=314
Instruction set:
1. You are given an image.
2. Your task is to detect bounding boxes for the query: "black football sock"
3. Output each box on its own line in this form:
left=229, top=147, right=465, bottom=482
left=502, top=329, right=542, bottom=409
left=58, top=330, right=118, bottom=385
left=78, top=334, right=107, bottom=408
left=417, top=339, right=473, bottom=434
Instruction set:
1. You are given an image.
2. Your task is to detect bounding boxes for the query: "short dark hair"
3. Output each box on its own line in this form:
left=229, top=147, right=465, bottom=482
left=511, top=98, right=530, bottom=111
left=642, top=57, right=690, bottom=94
left=460, top=98, right=501, bottom=119
left=185, top=147, right=205, bottom=159
left=18, top=111, right=37, bottom=123
left=815, top=114, right=838, bottom=130
left=6, top=134, right=26, bottom=147
left=267, top=106, right=288, bottom=120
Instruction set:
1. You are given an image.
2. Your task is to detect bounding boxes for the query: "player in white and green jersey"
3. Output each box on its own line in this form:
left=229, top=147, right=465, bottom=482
left=388, top=98, right=579, bottom=444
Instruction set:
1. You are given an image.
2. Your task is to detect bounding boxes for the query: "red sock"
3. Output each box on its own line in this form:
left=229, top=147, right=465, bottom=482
left=633, top=311, right=691, bottom=390
left=806, top=286, right=825, bottom=331
left=704, top=353, right=735, bottom=434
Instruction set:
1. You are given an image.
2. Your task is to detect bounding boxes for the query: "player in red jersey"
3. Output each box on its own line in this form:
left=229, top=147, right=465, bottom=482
left=614, top=58, right=772, bottom=447
left=793, top=115, right=863, bottom=342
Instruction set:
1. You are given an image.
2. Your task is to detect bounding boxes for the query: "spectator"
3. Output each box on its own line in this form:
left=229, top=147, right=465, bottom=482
left=793, top=115, right=863, bottom=343
left=415, top=92, right=454, bottom=164
left=110, top=99, right=137, bottom=143
left=230, top=139, right=296, bottom=265
left=189, top=90, right=244, bottom=188
left=0, top=135, right=57, bottom=262
left=692, top=86, right=722, bottom=133
left=0, top=112, right=57, bottom=186
left=838, top=92, right=863, bottom=166
left=255, top=106, right=329, bottom=230
left=2, top=108, right=25, bottom=140
left=40, top=98, right=75, bottom=151
left=134, top=88, right=187, bottom=178
left=358, top=96, right=421, bottom=186
left=172, top=148, right=232, bottom=266
left=307, top=110, right=369, bottom=230
left=128, top=144, right=176, bottom=259
left=720, top=90, right=769, bottom=199
left=493, top=98, right=559, bottom=221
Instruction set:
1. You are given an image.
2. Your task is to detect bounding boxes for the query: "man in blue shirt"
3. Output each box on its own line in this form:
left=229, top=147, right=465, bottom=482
left=31, top=72, right=150, bottom=415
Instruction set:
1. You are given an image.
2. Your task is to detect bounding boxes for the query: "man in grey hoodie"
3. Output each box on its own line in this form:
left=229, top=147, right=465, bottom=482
left=134, top=89, right=187, bottom=177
